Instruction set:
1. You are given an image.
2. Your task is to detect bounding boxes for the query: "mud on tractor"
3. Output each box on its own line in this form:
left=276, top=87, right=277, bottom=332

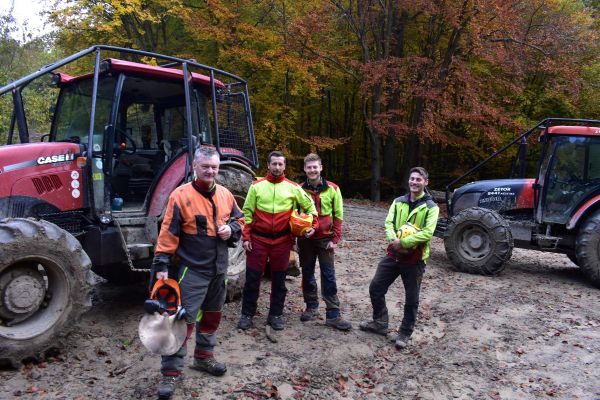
left=0, top=46, right=258, bottom=365
left=436, top=118, right=600, bottom=288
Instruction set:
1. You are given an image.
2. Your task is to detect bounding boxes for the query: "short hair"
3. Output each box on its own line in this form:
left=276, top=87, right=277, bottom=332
left=304, top=153, right=321, bottom=165
left=410, top=166, right=429, bottom=180
left=267, top=150, right=286, bottom=163
left=194, top=146, right=219, bottom=162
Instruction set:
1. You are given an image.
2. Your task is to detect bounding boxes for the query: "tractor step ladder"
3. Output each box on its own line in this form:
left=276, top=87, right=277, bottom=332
left=533, top=234, right=560, bottom=249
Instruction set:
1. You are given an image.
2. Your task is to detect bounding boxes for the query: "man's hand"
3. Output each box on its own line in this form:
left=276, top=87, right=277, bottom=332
left=243, top=240, right=252, bottom=252
left=326, top=241, right=337, bottom=250
left=392, top=238, right=403, bottom=251
left=156, top=271, right=168, bottom=282
left=304, top=228, right=315, bottom=238
left=217, top=225, right=232, bottom=240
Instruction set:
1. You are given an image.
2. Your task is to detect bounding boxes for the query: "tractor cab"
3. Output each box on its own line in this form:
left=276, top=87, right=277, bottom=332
left=537, top=126, right=600, bottom=226
left=47, top=58, right=257, bottom=216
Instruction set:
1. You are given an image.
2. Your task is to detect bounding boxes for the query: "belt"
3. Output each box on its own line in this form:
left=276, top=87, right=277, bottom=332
left=252, top=228, right=290, bottom=239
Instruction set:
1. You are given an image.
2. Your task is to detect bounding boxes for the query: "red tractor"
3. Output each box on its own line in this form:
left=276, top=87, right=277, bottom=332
left=0, top=46, right=257, bottom=365
left=437, top=118, right=600, bottom=288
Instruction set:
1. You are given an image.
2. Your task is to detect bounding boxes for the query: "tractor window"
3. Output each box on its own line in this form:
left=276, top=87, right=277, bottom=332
left=544, top=136, right=598, bottom=224
left=125, top=103, right=158, bottom=150
left=52, top=78, right=115, bottom=144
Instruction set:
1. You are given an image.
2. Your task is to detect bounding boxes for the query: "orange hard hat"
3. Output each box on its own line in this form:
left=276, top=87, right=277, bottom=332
left=148, top=278, right=181, bottom=315
left=289, top=210, right=313, bottom=237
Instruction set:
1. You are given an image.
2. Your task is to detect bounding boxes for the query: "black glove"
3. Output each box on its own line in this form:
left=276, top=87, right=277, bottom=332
left=148, top=253, right=170, bottom=292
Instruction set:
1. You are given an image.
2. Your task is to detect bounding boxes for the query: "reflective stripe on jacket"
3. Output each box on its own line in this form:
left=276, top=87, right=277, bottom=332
left=155, top=181, right=244, bottom=273
left=384, top=193, right=439, bottom=261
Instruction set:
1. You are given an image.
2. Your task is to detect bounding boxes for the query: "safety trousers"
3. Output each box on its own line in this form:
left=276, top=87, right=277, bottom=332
left=161, top=266, right=226, bottom=376
left=241, top=237, right=293, bottom=318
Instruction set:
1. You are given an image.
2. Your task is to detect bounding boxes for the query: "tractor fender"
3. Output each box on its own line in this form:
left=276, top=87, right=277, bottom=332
left=567, top=195, right=600, bottom=230
left=147, top=154, right=187, bottom=217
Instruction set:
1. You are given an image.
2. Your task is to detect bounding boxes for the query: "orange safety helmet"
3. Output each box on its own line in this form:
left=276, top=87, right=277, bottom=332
left=289, top=210, right=313, bottom=237
left=147, top=278, right=182, bottom=315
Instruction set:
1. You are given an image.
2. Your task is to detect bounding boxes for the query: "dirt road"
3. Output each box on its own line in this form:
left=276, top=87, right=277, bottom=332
left=2, top=202, right=599, bottom=399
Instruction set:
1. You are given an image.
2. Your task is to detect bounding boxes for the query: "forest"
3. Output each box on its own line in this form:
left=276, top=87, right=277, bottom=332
left=1, top=0, right=599, bottom=200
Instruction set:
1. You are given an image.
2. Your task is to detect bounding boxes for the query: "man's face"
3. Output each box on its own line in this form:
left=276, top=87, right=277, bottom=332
left=408, top=172, right=428, bottom=196
left=304, top=160, right=322, bottom=182
left=193, top=154, right=220, bottom=186
left=268, top=156, right=286, bottom=177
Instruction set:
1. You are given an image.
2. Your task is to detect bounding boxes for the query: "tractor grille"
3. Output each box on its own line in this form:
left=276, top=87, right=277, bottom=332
left=40, top=210, right=85, bottom=236
left=32, top=175, right=63, bottom=194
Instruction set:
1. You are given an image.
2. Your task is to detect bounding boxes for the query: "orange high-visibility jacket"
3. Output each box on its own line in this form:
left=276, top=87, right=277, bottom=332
left=155, top=181, right=244, bottom=273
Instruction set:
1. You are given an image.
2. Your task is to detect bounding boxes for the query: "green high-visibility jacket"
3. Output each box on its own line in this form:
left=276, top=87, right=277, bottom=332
left=384, top=192, right=439, bottom=261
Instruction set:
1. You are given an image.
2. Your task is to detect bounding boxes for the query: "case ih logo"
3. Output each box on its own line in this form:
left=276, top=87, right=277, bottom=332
left=37, top=153, right=75, bottom=165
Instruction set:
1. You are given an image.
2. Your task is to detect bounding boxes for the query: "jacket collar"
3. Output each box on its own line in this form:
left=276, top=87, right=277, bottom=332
left=193, top=180, right=217, bottom=198
left=302, top=176, right=329, bottom=192
left=266, top=172, right=285, bottom=183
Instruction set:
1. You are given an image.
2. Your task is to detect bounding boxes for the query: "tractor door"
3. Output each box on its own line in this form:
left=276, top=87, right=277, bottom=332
left=50, top=76, right=116, bottom=218
left=539, top=136, right=600, bottom=224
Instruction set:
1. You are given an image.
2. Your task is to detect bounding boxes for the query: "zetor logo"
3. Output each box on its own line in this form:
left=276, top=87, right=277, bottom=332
left=37, top=153, right=75, bottom=165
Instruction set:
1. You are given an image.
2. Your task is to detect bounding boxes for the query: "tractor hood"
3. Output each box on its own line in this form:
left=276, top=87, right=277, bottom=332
left=450, top=178, right=535, bottom=216
left=0, top=142, right=80, bottom=172
left=0, top=142, right=81, bottom=198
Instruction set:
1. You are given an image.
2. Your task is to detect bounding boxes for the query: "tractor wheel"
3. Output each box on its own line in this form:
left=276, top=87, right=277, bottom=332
left=444, top=207, right=513, bottom=276
left=575, top=210, right=600, bottom=287
left=218, top=165, right=254, bottom=301
left=0, top=218, right=93, bottom=366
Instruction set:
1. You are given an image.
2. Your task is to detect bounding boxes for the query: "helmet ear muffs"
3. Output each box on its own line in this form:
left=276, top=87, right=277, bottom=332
left=290, top=210, right=313, bottom=237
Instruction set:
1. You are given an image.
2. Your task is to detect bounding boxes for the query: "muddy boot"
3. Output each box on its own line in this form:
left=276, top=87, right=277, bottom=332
left=359, top=320, right=388, bottom=335
left=157, top=375, right=180, bottom=399
left=191, top=357, right=227, bottom=376
left=326, top=317, right=353, bottom=331
left=237, top=314, right=253, bottom=330
left=300, top=307, right=319, bottom=322
left=267, top=315, right=284, bottom=331
left=394, top=333, right=411, bottom=349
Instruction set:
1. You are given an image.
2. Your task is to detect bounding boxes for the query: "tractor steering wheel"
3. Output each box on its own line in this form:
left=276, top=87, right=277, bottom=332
left=115, top=128, right=137, bottom=155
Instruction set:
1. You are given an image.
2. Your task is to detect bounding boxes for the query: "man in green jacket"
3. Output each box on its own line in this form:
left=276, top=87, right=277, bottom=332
left=359, top=167, right=439, bottom=349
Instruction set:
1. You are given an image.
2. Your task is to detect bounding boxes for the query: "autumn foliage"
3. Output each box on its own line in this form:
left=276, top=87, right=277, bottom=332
left=21, top=0, right=597, bottom=198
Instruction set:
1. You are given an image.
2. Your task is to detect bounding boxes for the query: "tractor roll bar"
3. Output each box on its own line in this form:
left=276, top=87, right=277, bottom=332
left=0, top=45, right=259, bottom=169
left=444, top=118, right=600, bottom=216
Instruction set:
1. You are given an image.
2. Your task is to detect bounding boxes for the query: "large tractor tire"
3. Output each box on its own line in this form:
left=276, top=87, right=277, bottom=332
left=575, top=210, right=600, bottom=287
left=444, top=207, right=513, bottom=276
left=218, top=165, right=254, bottom=301
left=0, top=218, right=93, bottom=366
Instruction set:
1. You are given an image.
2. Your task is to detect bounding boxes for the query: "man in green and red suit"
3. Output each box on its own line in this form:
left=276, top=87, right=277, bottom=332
left=297, top=153, right=352, bottom=330
left=237, top=150, right=318, bottom=331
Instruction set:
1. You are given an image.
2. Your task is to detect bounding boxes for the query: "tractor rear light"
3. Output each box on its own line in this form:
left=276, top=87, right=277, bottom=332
left=76, top=157, right=87, bottom=167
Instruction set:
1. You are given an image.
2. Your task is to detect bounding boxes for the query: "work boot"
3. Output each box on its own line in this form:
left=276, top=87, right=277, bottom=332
left=359, top=320, right=388, bottom=336
left=237, top=314, right=253, bottom=330
left=267, top=315, right=284, bottom=331
left=393, top=333, right=411, bottom=350
left=191, top=357, right=227, bottom=376
left=326, top=317, right=353, bottom=331
left=300, top=307, right=319, bottom=322
left=157, top=375, right=180, bottom=399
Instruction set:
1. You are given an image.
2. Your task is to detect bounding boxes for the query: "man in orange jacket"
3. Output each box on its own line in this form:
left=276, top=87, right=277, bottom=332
left=151, top=147, right=244, bottom=399
left=237, top=150, right=318, bottom=331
